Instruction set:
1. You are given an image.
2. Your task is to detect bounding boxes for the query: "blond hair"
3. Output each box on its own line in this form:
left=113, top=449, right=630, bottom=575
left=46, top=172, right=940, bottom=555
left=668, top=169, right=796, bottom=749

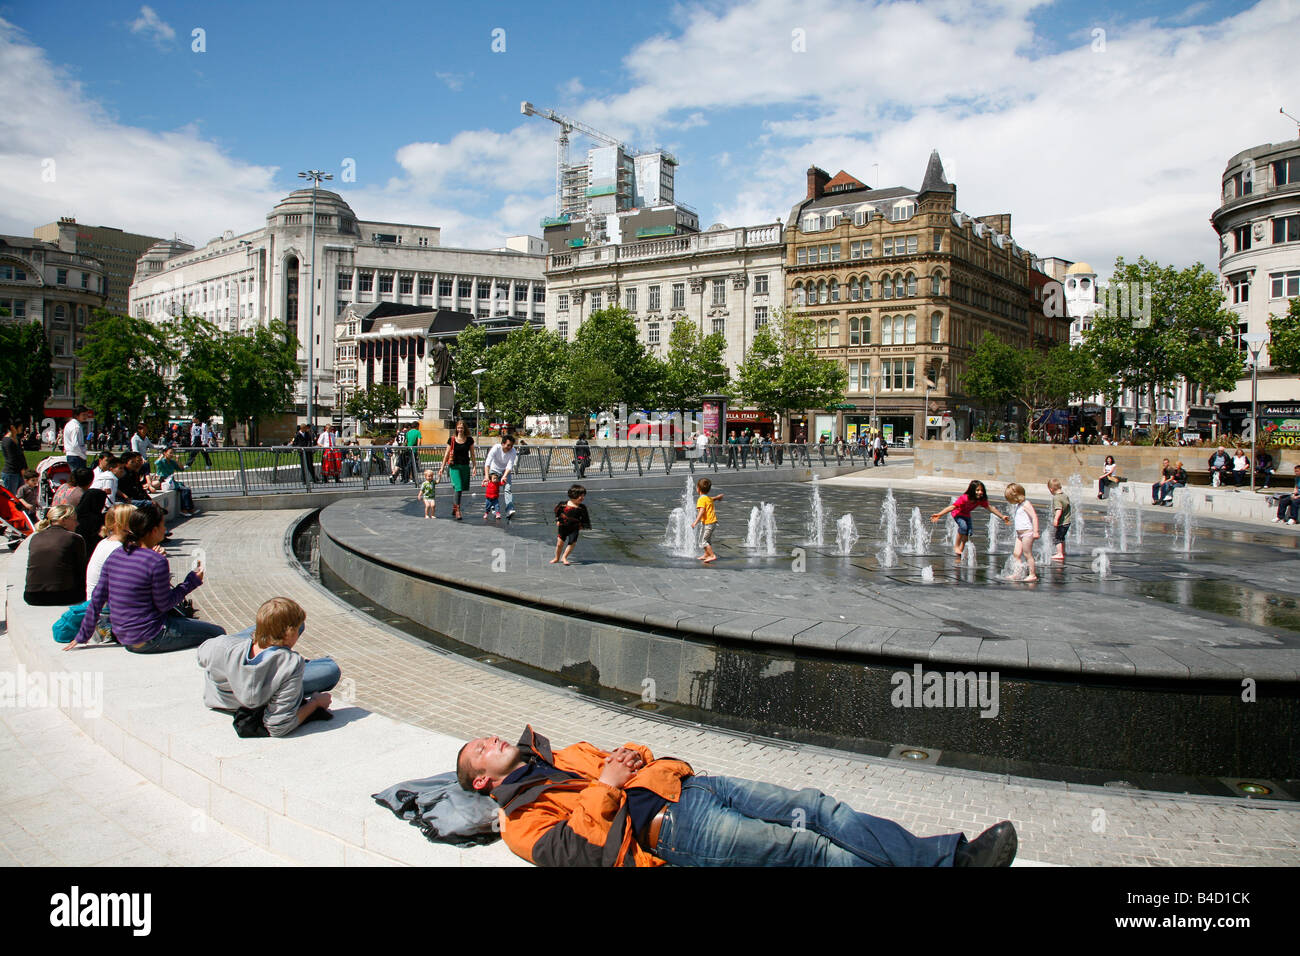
left=1046, top=477, right=1062, bottom=492
left=103, top=503, right=135, bottom=538
left=35, top=505, right=76, bottom=532
left=254, top=597, right=307, bottom=648
left=1004, top=482, right=1026, bottom=504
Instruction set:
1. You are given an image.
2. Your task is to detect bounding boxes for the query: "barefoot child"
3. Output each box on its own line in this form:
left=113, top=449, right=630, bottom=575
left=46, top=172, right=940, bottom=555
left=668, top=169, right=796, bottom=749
left=930, top=480, right=1009, bottom=558
left=691, top=477, right=724, bottom=564
left=1004, top=483, right=1040, bottom=582
left=551, top=484, right=590, bottom=565
left=1048, top=477, right=1071, bottom=561
left=418, top=469, right=437, bottom=518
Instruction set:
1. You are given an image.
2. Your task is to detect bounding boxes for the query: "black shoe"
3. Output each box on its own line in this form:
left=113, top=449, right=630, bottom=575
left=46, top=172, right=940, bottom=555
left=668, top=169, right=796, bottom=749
left=954, top=821, right=1017, bottom=867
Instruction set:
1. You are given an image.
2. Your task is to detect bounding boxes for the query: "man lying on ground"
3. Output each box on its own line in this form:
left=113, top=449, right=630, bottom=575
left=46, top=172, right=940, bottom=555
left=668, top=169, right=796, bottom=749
left=457, top=725, right=1017, bottom=867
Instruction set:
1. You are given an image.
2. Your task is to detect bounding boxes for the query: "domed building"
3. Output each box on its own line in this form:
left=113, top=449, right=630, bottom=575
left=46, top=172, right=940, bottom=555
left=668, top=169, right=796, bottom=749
left=129, top=189, right=545, bottom=440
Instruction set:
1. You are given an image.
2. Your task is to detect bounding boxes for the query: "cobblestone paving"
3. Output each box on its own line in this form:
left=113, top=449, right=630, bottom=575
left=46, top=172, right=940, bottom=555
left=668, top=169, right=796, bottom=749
left=165, top=509, right=1300, bottom=866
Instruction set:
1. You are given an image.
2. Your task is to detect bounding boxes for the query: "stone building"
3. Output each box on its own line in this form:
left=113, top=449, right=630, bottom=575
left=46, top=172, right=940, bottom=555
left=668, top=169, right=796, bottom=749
left=784, top=153, right=1064, bottom=443
left=1212, top=136, right=1300, bottom=437
left=129, top=188, right=545, bottom=433
left=0, top=235, right=108, bottom=417
left=33, top=217, right=163, bottom=316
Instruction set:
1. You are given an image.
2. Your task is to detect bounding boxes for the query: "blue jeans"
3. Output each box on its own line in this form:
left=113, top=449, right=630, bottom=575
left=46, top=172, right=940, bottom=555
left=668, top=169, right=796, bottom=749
left=66, top=455, right=86, bottom=473
left=302, top=657, right=341, bottom=697
left=501, top=474, right=514, bottom=515
left=127, top=615, right=226, bottom=654
left=654, top=775, right=963, bottom=867
left=2, top=471, right=21, bottom=495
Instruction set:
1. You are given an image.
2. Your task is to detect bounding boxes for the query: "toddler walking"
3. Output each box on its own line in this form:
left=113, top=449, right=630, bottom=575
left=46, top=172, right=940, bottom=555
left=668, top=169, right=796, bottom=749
left=691, top=478, right=724, bottom=564
left=1048, top=477, right=1071, bottom=561
left=1004, top=483, right=1039, bottom=582
left=551, top=484, right=590, bottom=565
left=418, top=469, right=437, bottom=518
left=483, top=471, right=503, bottom=521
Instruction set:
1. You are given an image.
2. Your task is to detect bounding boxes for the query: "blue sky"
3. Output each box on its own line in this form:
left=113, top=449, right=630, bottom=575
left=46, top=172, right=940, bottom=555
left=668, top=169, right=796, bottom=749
left=2, top=0, right=1291, bottom=274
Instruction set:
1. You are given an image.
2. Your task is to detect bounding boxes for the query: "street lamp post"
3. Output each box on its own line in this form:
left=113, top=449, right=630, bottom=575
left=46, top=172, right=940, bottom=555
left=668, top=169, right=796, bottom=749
left=1243, top=332, right=1268, bottom=493
left=471, top=367, right=487, bottom=436
left=870, top=370, right=880, bottom=436
left=298, top=169, right=333, bottom=433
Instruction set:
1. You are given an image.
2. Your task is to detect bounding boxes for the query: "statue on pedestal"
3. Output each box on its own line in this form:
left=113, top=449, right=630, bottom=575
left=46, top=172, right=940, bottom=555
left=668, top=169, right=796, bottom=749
left=430, top=339, right=452, bottom=386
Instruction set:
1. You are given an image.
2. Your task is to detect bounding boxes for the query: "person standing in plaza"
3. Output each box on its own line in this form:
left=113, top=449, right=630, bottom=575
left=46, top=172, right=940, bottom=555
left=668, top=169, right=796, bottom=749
left=439, top=419, right=476, bottom=521
left=1048, top=477, right=1071, bottom=561
left=691, top=477, right=723, bottom=564
left=291, top=423, right=314, bottom=484
left=550, top=484, right=590, bottom=566
left=317, top=423, right=342, bottom=483
left=574, top=432, right=591, bottom=479
left=930, top=480, right=1010, bottom=559
left=483, top=433, right=519, bottom=519
left=2, top=420, right=27, bottom=495
left=62, top=405, right=93, bottom=473
left=418, top=469, right=438, bottom=518
left=1004, top=483, right=1040, bottom=582
left=186, top=417, right=213, bottom=468
left=404, top=421, right=423, bottom=483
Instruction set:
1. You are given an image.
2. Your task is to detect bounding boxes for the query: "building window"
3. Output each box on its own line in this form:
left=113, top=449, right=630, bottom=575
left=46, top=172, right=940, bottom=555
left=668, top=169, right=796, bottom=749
left=81, top=272, right=89, bottom=289
left=891, top=202, right=914, bottom=222
left=830, top=244, right=841, bottom=262
left=477, top=282, right=490, bottom=298
left=337, top=273, right=352, bottom=291
left=754, top=306, right=769, bottom=329
left=828, top=278, right=839, bottom=303
left=1274, top=215, right=1300, bottom=244
left=418, top=236, right=430, bottom=247
left=458, top=279, right=472, bottom=297
left=1274, top=157, right=1300, bottom=187
left=711, top=278, right=726, bottom=307
left=881, top=275, right=893, bottom=299
left=849, top=278, right=860, bottom=301
left=849, top=317, right=861, bottom=345
left=849, top=360, right=859, bottom=392
left=557, top=320, right=568, bottom=340
left=754, top=273, right=769, bottom=294
left=399, top=275, right=413, bottom=295
left=648, top=323, right=660, bottom=345
left=712, top=317, right=726, bottom=336
left=931, top=313, right=943, bottom=343
left=829, top=318, right=839, bottom=347
left=672, top=283, right=685, bottom=310
left=854, top=208, right=873, bottom=227
left=533, top=286, right=545, bottom=302
left=56, top=268, right=67, bottom=284
left=0, top=299, right=26, bottom=318
left=933, top=232, right=942, bottom=252
left=378, top=273, right=393, bottom=294
left=1270, top=271, right=1300, bottom=298
left=1231, top=273, right=1250, bottom=304
left=906, top=274, right=917, bottom=297
left=802, top=215, right=821, bottom=232
left=590, top=292, right=602, bottom=312
left=625, top=287, right=637, bottom=311
left=439, top=278, right=452, bottom=297
left=861, top=316, right=872, bottom=345
left=797, top=247, right=807, bottom=266
left=883, top=237, right=894, bottom=257
left=0, top=265, right=25, bottom=281
left=358, top=273, right=374, bottom=293
left=817, top=320, right=829, bottom=348
left=907, top=236, right=918, bottom=254
left=1234, top=225, right=1252, bottom=252
left=817, top=280, right=827, bottom=304
left=558, top=294, right=569, bottom=311
left=648, top=285, right=661, bottom=311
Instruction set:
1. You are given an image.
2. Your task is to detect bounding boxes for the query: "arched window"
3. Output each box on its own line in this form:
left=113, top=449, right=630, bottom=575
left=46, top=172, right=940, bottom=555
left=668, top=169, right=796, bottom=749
left=930, top=273, right=942, bottom=296
left=817, top=320, right=829, bottom=348
left=794, top=282, right=806, bottom=306
left=849, top=278, right=860, bottom=301
left=817, top=279, right=827, bottom=305
left=906, top=273, right=918, bottom=297
left=849, top=317, right=860, bottom=345
left=905, top=315, right=916, bottom=344
left=829, top=319, right=840, bottom=347
left=398, top=388, right=408, bottom=404
left=930, top=312, right=943, bottom=343
left=829, top=278, right=839, bottom=303
left=861, top=276, right=872, bottom=300
left=881, top=276, right=893, bottom=299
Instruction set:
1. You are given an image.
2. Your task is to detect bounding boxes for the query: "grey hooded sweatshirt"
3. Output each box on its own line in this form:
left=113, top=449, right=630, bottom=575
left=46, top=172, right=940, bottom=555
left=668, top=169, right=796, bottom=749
left=196, top=628, right=305, bottom=737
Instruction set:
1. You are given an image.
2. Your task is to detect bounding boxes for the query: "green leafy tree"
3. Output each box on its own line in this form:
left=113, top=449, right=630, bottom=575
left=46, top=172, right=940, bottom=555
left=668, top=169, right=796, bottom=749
left=169, top=313, right=228, bottom=422
left=1267, top=296, right=1300, bottom=373
left=961, top=332, right=1022, bottom=430
left=657, top=319, right=730, bottom=413
left=489, top=321, right=570, bottom=426
left=76, top=310, right=176, bottom=430
left=447, top=323, right=492, bottom=417
left=0, top=312, right=54, bottom=428
left=1082, top=257, right=1240, bottom=427
left=735, top=310, right=845, bottom=436
left=566, top=307, right=660, bottom=413
left=565, top=360, right=622, bottom=421
left=344, top=383, right=401, bottom=434
left=221, top=321, right=299, bottom=443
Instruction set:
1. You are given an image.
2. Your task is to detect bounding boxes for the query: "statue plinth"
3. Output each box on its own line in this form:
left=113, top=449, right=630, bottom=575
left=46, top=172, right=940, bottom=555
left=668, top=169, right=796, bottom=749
left=420, top=385, right=456, bottom=446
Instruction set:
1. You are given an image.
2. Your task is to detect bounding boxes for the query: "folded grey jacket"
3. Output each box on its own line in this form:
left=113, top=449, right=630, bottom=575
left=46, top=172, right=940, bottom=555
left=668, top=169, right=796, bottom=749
left=196, top=627, right=304, bottom=737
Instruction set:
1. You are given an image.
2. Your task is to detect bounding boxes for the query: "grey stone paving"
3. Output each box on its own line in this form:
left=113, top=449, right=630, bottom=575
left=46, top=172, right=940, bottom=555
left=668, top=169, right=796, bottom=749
left=160, top=508, right=1299, bottom=865
left=319, top=480, right=1300, bottom=682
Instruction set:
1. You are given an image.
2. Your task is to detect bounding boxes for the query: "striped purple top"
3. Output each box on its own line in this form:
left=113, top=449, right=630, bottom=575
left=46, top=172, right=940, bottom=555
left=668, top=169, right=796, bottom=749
left=75, top=545, right=201, bottom=646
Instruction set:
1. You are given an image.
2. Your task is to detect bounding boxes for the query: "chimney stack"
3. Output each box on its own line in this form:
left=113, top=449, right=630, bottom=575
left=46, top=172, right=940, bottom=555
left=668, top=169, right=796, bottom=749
left=806, top=166, right=830, bottom=200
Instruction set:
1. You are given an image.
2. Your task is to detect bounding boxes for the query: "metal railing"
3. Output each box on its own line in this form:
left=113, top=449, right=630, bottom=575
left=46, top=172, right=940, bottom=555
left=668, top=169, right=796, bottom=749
left=146, top=442, right=884, bottom=498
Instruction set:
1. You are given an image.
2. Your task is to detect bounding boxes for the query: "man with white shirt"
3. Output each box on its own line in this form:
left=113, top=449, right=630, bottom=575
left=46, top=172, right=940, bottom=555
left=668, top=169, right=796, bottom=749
left=186, top=416, right=213, bottom=468
left=62, top=405, right=94, bottom=472
left=317, top=424, right=342, bottom=482
left=91, top=454, right=126, bottom=509
left=482, top=434, right=519, bottom=519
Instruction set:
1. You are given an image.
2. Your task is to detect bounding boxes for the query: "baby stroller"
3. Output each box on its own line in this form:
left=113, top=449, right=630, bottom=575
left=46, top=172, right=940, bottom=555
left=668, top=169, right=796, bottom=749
left=0, top=486, right=35, bottom=542
left=36, top=455, right=73, bottom=511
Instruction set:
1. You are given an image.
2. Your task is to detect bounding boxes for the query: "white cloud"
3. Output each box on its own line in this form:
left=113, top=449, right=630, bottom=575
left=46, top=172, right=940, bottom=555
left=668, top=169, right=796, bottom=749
left=577, top=0, right=1300, bottom=276
left=0, top=19, right=279, bottom=242
left=129, top=5, right=175, bottom=48
left=435, top=71, right=466, bottom=92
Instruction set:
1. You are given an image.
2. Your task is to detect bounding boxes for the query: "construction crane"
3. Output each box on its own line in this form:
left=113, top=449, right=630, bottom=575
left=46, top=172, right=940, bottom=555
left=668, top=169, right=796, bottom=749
left=521, top=101, right=628, bottom=218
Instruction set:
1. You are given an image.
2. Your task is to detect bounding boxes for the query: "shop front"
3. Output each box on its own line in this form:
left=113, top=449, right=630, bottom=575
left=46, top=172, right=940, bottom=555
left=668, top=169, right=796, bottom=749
left=725, top=408, right=775, bottom=440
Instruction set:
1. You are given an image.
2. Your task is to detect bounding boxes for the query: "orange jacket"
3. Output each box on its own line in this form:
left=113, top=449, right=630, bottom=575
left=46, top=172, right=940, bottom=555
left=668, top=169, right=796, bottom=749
left=493, top=726, right=693, bottom=867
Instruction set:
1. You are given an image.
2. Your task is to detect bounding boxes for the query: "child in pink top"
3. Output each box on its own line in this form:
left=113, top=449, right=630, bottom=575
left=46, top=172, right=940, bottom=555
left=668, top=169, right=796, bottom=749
left=930, top=480, right=1011, bottom=558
